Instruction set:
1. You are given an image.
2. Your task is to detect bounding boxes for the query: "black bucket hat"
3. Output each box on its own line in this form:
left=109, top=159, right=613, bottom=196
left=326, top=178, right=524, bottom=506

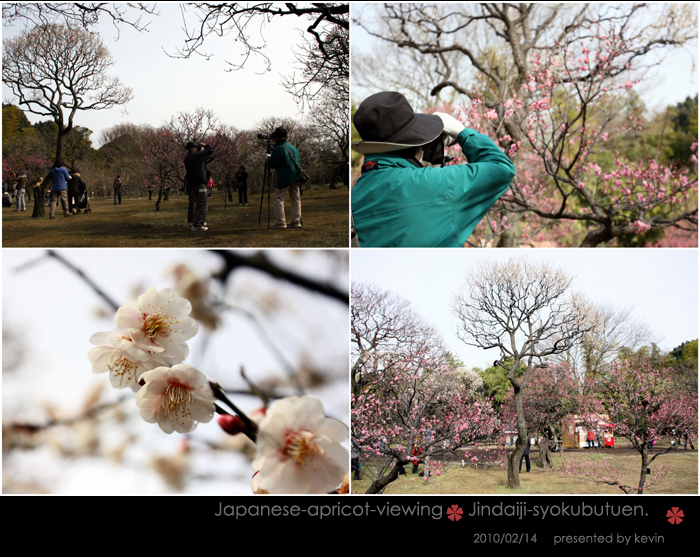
left=352, top=91, right=444, bottom=155
left=270, top=127, right=288, bottom=140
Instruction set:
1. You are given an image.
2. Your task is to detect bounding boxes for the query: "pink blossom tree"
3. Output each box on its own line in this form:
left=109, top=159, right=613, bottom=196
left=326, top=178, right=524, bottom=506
left=352, top=350, right=498, bottom=494
left=351, top=282, right=498, bottom=494
left=569, top=360, right=698, bottom=493
left=501, top=362, right=581, bottom=469
left=354, top=3, right=698, bottom=247
left=140, top=127, right=182, bottom=211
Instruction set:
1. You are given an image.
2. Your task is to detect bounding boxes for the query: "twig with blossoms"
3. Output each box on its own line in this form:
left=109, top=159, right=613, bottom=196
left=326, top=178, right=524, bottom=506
left=87, top=285, right=349, bottom=494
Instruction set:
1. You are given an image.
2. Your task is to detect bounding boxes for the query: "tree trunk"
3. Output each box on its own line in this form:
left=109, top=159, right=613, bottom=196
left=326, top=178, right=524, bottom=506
left=31, top=174, right=51, bottom=218
left=638, top=445, right=649, bottom=494
left=366, top=458, right=408, bottom=494
left=540, top=423, right=557, bottom=470
left=507, top=385, right=527, bottom=489
left=579, top=224, right=613, bottom=247
left=155, top=186, right=163, bottom=211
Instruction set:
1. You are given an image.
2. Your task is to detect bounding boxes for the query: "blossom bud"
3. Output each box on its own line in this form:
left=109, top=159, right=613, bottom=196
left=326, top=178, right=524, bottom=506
left=218, top=414, right=248, bottom=436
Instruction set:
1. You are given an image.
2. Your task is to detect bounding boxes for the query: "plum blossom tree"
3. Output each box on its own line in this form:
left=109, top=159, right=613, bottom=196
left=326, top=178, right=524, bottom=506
left=501, top=362, right=581, bottom=469
left=352, top=348, right=498, bottom=494
left=595, top=360, right=696, bottom=493
left=564, top=360, right=698, bottom=493
left=140, top=127, right=183, bottom=211
left=352, top=283, right=498, bottom=494
left=353, top=3, right=698, bottom=247
left=453, top=257, right=599, bottom=488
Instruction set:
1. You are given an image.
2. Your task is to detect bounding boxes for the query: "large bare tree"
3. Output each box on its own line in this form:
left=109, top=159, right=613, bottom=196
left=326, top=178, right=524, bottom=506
left=3, top=23, right=133, bottom=216
left=452, top=257, right=599, bottom=488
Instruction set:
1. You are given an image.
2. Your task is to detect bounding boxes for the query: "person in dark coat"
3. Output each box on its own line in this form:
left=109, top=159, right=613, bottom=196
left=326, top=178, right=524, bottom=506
left=235, top=165, right=248, bottom=206
left=67, top=168, right=87, bottom=214
left=518, top=435, right=531, bottom=473
left=113, top=175, right=122, bottom=205
left=184, top=141, right=215, bottom=231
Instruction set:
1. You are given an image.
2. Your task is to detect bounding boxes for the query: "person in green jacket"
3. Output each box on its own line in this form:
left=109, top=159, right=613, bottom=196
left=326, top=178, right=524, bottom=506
left=266, top=127, right=301, bottom=229
left=351, top=91, right=515, bottom=247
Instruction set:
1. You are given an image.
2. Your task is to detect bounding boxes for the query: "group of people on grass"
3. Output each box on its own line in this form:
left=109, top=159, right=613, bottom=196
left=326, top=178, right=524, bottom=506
left=6, top=128, right=300, bottom=233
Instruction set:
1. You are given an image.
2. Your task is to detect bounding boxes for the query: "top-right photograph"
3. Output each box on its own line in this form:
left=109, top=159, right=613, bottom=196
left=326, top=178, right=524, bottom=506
left=350, top=3, right=698, bottom=248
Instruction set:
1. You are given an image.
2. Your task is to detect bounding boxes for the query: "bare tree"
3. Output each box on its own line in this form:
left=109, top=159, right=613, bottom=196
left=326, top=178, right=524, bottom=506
left=3, top=23, right=133, bottom=216
left=557, top=302, right=658, bottom=381
left=351, top=282, right=447, bottom=398
left=2, top=3, right=158, bottom=36
left=452, top=257, right=599, bottom=488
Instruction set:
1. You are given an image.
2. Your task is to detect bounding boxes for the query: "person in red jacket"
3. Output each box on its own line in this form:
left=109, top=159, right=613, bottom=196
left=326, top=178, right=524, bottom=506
left=587, top=430, right=595, bottom=449
left=411, top=444, right=424, bottom=474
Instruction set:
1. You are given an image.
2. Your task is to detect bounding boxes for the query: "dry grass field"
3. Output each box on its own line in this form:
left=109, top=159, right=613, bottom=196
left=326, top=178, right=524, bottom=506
left=352, top=448, right=698, bottom=495
left=2, top=186, right=349, bottom=248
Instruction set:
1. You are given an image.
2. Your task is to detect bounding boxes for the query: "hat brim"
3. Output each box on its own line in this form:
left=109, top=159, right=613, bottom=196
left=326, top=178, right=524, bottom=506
left=352, top=112, right=443, bottom=155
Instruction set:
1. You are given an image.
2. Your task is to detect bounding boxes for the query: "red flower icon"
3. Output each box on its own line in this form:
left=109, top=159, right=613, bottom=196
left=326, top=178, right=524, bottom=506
left=446, top=505, right=463, bottom=522
left=667, top=507, right=684, bottom=525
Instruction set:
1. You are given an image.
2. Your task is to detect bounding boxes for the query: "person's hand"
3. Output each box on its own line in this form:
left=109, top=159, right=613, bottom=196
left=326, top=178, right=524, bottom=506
left=433, top=112, right=466, bottom=140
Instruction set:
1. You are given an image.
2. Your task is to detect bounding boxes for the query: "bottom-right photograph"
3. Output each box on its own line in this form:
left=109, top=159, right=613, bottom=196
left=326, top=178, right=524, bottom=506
left=350, top=249, right=698, bottom=496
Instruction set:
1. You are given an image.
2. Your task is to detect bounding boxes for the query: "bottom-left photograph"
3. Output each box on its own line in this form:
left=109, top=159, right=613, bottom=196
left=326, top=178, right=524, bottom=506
left=2, top=248, right=350, bottom=495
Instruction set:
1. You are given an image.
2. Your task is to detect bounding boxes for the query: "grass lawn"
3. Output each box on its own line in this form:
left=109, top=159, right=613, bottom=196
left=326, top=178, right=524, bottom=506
left=351, top=449, right=698, bottom=495
left=2, top=186, right=349, bottom=248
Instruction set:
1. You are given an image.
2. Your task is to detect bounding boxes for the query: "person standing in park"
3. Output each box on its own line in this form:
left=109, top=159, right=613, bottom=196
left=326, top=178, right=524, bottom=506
left=184, top=141, right=215, bottom=232
left=49, top=159, right=71, bottom=218
left=518, top=435, right=531, bottom=473
left=67, top=168, right=86, bottom=214
left=266, top=127, right=301, bottom=229
left=235, top=165, right=249, bottom=206
left=113, top=175, right=123, bottom=205
left=351, top=91, right=516, bottom=247
left=13, top=170, right=27, bottom=212
left=587, top=430, right=596, bottom=449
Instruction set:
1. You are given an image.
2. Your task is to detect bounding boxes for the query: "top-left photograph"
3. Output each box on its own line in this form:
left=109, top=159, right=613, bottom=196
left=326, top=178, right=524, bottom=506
left=2, top=3, right=349, bottom=248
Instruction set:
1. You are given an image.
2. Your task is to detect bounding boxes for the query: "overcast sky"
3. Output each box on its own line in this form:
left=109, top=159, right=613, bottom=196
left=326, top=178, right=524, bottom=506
left=351, top=248, right=698, bottom=369
left=2, top=3, right=312, bottom=144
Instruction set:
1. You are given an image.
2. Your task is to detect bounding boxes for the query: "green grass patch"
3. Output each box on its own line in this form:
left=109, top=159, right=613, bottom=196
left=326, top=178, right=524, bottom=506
left=2, top=186, right=349, bottom=248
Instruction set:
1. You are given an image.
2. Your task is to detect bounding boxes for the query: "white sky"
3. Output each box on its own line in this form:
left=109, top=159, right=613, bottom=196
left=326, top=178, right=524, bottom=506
left=350, top=3, right=699, bottom=112
left=2, top=3, right=313, bottom=143
left=351, top=248, right=699, bottom=369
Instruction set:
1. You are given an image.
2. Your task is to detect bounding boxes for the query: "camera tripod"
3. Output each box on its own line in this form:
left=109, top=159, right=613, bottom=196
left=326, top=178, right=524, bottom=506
left=258, top=139, right=274, bottom=228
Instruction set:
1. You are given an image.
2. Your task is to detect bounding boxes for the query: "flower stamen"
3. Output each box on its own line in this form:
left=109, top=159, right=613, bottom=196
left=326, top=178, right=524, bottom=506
left=163, top=382, right=193, bottom=415
left=284, top=430, right=324, bottom=465
left=108, top=357, right=138, bottom=387
left=142, top=313, right=172, bottom=338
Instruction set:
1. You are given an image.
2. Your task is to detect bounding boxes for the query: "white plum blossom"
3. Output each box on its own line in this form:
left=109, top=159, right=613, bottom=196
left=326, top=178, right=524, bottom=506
left=114, top=287, right=198, bottom=361
left=135, top=364, right=215, bottom=434
left=252, top=396, right=348, bottom=494
left=88, top=332, right=170, bottom=391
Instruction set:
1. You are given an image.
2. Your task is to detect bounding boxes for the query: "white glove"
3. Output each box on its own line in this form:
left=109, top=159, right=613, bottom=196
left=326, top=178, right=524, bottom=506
left=433, top=112, right=466, bottom=140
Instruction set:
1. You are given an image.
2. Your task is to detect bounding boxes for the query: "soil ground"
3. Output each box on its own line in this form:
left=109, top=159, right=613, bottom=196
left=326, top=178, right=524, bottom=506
left=2, top=186, right=349, bottom=248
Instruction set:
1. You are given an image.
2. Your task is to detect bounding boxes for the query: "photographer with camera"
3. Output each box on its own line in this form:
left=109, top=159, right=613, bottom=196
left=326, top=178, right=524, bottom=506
left=184, top=141, right=215, bottom=232
left=264, top=127, right=302, bottom=229
left=351, top=91, right=515, bottom=247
